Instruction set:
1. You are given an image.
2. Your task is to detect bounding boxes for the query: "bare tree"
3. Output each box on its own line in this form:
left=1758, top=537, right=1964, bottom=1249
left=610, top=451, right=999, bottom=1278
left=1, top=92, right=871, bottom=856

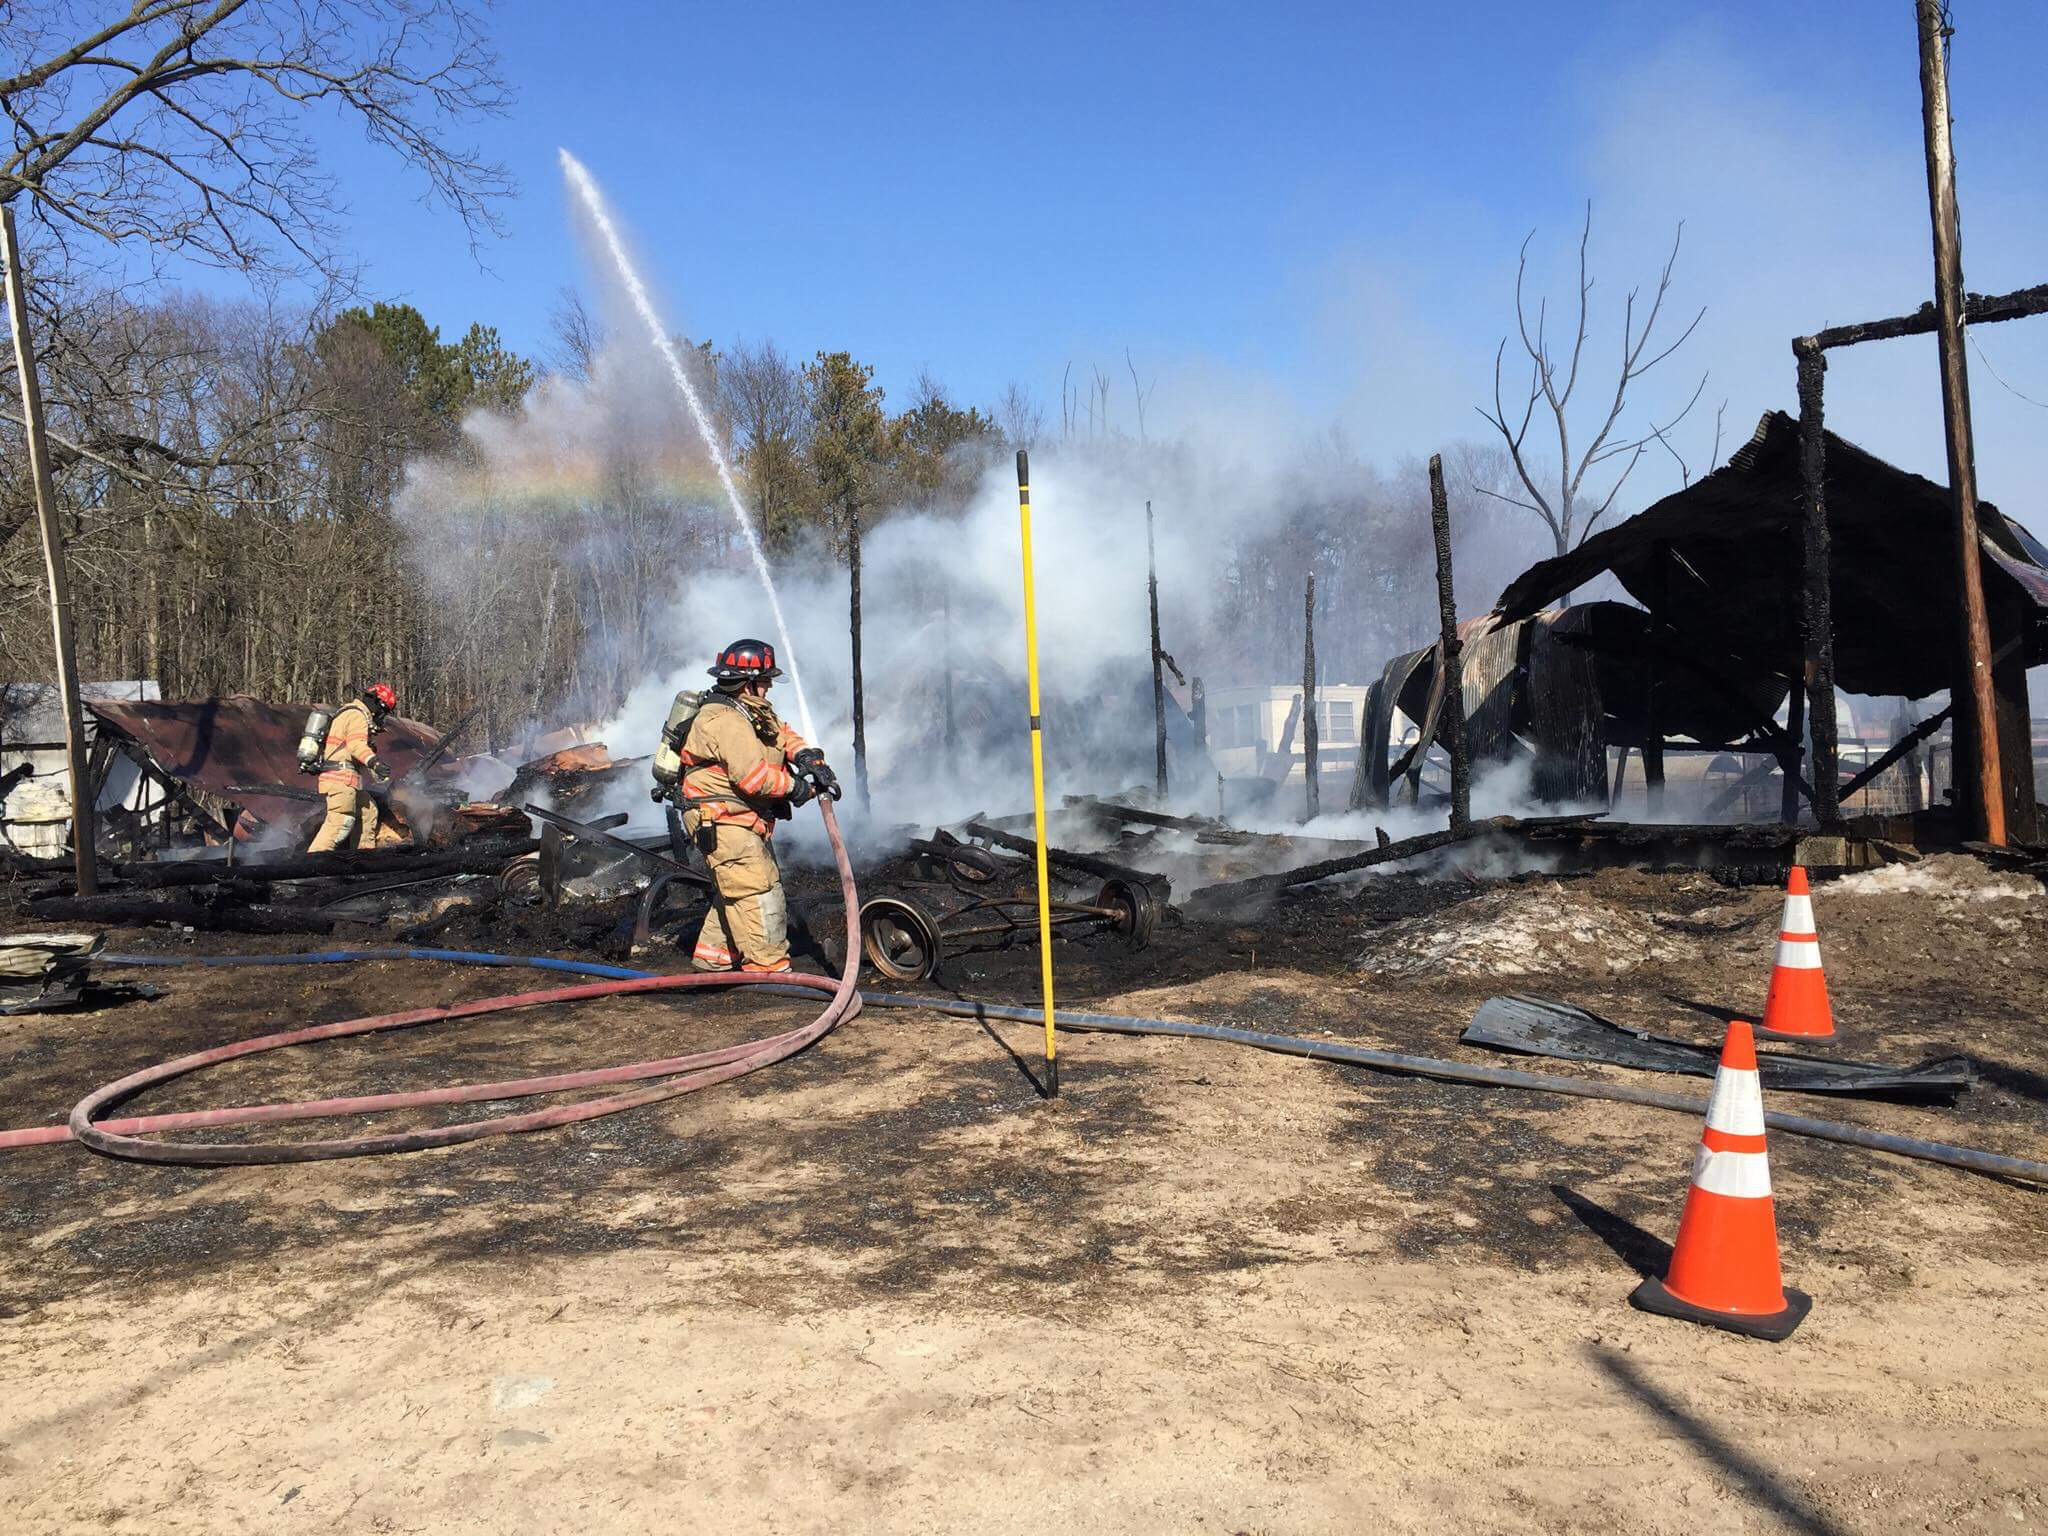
left=1648, top=397, right=1730, bottom=490
left=993, top=379, right=1043, bottom=449
left=718, top=338, right=814, bottom=550
left=545, top=286, right=600, bottom=383
left=1476, top=203, right=1707, bottom=556
left=1125, top=347, right=1154, bottom=442
left=0, top=0, right=512, bottom=289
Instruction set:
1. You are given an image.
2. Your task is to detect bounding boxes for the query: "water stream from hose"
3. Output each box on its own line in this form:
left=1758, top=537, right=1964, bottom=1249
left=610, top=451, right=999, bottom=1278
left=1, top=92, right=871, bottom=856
left=558, top=148, right=817, bottom=741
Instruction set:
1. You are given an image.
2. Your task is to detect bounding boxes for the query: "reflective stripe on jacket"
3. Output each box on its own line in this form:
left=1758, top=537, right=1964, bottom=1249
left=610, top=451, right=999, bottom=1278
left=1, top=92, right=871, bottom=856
left=677, top=696, right=810, bottom=838
left=315, top=700, right=378, bottom=791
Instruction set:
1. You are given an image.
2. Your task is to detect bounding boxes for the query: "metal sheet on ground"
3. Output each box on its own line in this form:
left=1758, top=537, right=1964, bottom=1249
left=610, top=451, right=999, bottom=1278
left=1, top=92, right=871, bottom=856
left=1463, top=994, right=1972, bottom=1102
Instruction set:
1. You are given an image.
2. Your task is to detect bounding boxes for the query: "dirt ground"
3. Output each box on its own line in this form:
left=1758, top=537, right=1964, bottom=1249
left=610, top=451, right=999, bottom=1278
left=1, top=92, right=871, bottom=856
left=2, top=850, right=2046, bottom=1533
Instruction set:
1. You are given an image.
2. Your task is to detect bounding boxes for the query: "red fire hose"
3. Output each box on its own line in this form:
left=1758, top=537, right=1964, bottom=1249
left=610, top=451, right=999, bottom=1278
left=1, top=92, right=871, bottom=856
left=48, top=800, right=860, bottom=1166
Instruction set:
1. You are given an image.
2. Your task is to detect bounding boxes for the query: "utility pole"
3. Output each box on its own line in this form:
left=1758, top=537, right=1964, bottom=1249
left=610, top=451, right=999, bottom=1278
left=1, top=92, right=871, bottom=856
left=1, top=206, right=96, bottom=894
left=1146, top=500, right=1167, bottom=800
left=1915, top=0, right=2005, bottom=844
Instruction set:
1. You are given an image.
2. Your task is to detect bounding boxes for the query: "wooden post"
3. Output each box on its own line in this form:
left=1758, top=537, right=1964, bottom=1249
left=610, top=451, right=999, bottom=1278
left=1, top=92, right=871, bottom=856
left=1191, top=676, right=1206, bottom=750
left=1302, top=571, right=1319, bottom=822
left=1, top=206, right=96, bottom=895
left=1988, top=588, right=2039, bottom=840
left=847, top=500, right=870, bottom=811
left=1643, top=542, right=1668, bottom=815
left=1429, top=454, right=1472, bottom=832
left=1793, top=343, right=1842, bottom=826
left=1146, top=500, right=1167, bottom=800
left=1915, top=0, right=2004, bottom=844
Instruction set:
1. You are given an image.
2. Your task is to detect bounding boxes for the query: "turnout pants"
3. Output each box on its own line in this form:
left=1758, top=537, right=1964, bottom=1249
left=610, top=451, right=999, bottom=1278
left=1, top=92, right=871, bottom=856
left=686, top=818, right=790, bottom=973
left=308, top=784, right=379, bottom=853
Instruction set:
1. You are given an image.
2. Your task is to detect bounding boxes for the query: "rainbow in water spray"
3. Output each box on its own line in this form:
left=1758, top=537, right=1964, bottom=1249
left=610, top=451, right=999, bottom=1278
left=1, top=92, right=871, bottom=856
left=557, top=147, right=818, bottom=742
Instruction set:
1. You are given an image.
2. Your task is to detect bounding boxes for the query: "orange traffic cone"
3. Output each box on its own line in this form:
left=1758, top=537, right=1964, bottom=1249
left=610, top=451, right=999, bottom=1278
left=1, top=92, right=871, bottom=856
left=1759, top=866, right=1834, bottom=1040
left=1630, top=1020, right=1811, bottom=1341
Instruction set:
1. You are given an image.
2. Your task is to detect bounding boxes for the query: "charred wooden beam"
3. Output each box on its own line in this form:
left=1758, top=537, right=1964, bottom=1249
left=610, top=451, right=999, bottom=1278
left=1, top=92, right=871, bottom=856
left=1062, top=796, right=1233, bottom=837
left=962, top=820, right=1171, bottom=900
left=1794, top=345, right=1842, bottom=826
left=29, top=840, right=538, bottom=894
left=1302, top=569, right=1319, bottom=822
left=1799, top=282, right=2048, bottom=353
left=1148, top=499, right=1168, bottom=800
left=849, top=501, right=871, bottom=811
left=525, top=804, right=706, bottom=885
left=1185, top=818, right=1530, bottom=906
left=1428, top=454, right=1471, bottom=832
left=30, top=894, right=337, bottom=935
left=405, top=703, right=482, bottom=781
left=1837, top=704, right=1954, bottom=804
left=1266, top=694, right=1303, bottom=784
left=115, top=740, right=233, bottom=839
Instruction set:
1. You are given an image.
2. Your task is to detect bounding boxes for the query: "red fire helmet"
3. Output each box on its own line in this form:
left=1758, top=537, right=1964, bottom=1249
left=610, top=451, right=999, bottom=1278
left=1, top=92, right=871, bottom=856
left=708, top=639, right=781, bottom=682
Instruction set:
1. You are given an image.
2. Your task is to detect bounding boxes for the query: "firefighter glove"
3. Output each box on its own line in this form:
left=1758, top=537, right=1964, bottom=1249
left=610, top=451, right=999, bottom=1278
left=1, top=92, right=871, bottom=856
left=793, top=748, right=842, bottom=801
left=367, top=756, right=392, bottom=783
left=785, top=774, right=817, bottom=810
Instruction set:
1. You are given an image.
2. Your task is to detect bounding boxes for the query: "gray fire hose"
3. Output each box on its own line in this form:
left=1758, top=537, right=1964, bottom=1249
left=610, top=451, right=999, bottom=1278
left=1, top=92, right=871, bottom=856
left=770, top=988, right=2048, bottom=1186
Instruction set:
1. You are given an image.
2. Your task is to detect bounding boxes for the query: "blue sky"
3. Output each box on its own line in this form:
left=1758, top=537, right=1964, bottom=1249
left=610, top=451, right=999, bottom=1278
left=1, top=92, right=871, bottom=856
left=300, top=0, right=2046, bottom=511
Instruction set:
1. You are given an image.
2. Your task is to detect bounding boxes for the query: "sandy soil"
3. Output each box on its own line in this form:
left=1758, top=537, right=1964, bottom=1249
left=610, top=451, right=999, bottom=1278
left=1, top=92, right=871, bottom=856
left=2, top=854, right=2046, bottom=1533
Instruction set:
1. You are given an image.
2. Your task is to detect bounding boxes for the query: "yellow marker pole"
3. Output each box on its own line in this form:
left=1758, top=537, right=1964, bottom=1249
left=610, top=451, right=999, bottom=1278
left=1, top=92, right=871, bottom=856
left=1015, top=450, right=1059, bottom=1097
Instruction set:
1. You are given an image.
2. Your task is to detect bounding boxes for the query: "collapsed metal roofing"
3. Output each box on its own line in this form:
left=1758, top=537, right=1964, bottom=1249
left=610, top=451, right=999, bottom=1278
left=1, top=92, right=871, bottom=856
left=1491, top=410, right=2048, bottom=699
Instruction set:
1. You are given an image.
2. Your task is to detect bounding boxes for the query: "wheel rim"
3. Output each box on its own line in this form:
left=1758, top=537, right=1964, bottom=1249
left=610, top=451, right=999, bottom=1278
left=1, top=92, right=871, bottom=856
left=1096, top=878, right=1158, bottom=949
left=861, top=899, right=941, bottom=980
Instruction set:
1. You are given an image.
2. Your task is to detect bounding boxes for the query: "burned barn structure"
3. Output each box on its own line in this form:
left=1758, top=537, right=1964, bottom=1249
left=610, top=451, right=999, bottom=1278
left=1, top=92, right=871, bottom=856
left=1349, top=411, right=2048, bottom=834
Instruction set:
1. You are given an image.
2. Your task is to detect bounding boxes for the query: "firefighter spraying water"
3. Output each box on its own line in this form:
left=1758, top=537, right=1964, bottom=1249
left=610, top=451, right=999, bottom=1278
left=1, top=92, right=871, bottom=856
left=650, top=639, right=842, bottom=973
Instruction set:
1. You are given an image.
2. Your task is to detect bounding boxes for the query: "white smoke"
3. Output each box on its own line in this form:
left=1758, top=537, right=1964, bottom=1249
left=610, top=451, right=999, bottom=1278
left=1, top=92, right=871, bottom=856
left=586, top=442, right=1332, bottom=859
left=394, top=171, right=1566, bottom=865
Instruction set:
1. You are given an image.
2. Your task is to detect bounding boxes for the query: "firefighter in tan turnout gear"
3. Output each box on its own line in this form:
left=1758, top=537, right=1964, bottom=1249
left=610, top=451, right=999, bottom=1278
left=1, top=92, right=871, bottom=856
left=655, top=639, right=841, bottom=973
left=305, top=683, right=398, bottom=852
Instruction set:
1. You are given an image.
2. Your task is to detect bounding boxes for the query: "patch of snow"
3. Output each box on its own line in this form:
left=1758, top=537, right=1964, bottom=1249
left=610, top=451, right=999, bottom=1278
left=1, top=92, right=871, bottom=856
left=1357, top=882, right=1690, bottom=980
left=1831, top=855, right=2040, bottom=904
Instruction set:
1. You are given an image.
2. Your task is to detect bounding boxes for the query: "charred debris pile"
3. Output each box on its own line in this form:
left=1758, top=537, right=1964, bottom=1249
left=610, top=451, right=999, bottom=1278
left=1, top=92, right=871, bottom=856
left=9, top=405, right=2048, bottom=965
left=0, top=699, right=631, bottom=942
